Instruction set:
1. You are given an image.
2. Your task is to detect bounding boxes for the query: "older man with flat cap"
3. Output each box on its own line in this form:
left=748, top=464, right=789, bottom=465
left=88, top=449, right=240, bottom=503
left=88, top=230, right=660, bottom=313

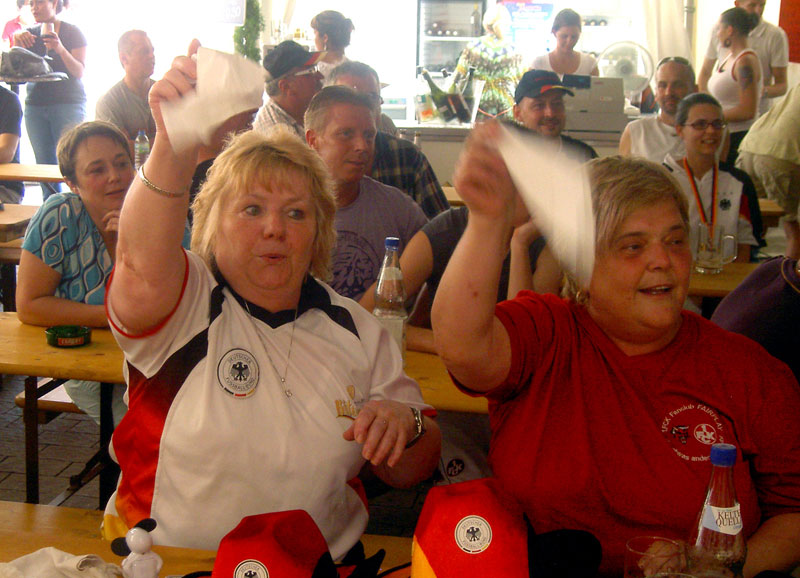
left=252, top=40, right=324, bottom=139
left=513, top=69, right=597, bottom=162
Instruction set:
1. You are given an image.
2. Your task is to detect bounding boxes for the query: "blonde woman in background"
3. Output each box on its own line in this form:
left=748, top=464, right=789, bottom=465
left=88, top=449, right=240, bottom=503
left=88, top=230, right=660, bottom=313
left=451, top=3, right=522, bottom=121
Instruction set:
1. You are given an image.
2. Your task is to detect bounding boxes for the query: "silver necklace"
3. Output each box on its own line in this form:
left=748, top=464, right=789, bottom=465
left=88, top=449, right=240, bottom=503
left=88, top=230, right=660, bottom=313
left=243, top=300, right=299, bottom=398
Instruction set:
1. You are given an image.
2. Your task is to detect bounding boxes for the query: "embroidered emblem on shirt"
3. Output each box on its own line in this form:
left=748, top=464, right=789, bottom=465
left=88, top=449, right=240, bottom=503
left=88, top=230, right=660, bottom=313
left=234, top=560, right=269, bottom=578
left=455, top=515, right=492, bottom=554
left=719, top=198, right=731, bottom=210
left=661, top=403, right=727, bottom=461
left=217, top=348, right=259, bottom=398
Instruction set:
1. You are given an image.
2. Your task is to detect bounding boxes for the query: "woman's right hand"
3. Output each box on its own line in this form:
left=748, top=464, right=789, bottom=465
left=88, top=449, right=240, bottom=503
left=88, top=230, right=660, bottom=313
left=148, top=39, right=200, bottom=142
left=13, top=30, right=35, bottom=49
left=453, top=121, right=517, bottom=225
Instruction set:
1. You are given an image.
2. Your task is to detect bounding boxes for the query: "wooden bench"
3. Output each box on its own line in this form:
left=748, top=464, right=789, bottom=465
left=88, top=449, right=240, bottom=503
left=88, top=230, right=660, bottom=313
left=14, top=379, right=118, bottom=506
left=14, top=379, right=82, bottom=424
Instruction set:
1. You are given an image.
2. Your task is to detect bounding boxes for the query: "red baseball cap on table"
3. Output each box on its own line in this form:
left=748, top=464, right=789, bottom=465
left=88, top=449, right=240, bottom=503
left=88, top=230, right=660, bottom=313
left=411, top=478, right=529, bottom=577
left=210, top=510, right=337, bottom=578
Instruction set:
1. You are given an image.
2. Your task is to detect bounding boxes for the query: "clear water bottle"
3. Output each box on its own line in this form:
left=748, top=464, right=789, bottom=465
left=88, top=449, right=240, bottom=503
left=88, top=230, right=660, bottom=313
left=134, top=130, right=150, bottom=170
left=688, top=443, right=747, bottom=577
left=373, top=237, right=407, bottom=361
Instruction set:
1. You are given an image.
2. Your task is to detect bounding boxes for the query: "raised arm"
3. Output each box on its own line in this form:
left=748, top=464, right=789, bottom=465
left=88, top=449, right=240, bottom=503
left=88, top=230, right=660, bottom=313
left=431, top=123, right=513, bottom=392
left=109, top=42, right=201, bottom=333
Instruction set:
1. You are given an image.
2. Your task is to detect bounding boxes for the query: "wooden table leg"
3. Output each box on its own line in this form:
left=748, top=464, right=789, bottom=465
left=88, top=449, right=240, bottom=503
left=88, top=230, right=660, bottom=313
left=0, top=264, right=15, bottom=312
left=98, top=382, right=119, bottom=508
left=23, top=375, right=39, bottom=503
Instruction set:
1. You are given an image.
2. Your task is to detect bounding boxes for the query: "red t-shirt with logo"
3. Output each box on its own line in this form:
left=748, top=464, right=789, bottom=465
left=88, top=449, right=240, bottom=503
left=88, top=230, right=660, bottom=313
left=471, top=293, right=800, bottom=576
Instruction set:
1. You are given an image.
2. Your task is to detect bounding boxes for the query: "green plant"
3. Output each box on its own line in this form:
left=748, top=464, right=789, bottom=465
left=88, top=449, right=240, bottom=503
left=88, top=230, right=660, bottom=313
left=233, top=0, right=265, bottom=63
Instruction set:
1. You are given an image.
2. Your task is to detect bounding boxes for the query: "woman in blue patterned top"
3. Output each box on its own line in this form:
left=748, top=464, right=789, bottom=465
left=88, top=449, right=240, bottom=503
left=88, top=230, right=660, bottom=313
left=17, top=121, right=134, bottom=425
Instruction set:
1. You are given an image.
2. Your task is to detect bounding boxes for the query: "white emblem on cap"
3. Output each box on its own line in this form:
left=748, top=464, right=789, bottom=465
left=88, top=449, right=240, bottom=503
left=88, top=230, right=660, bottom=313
left=454, top=515, right=492, bottom=554
left=217, top=349, right=259, bottom=398
left=234, top=559, right=269, bottom=578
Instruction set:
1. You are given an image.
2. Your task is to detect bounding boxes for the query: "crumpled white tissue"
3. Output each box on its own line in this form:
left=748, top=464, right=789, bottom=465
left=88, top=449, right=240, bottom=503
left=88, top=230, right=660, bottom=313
left=496, top=123, right=595, bottom=287
left=0, top=547, right=122, bottom=578
left=161, top=46, right=266, bottom=153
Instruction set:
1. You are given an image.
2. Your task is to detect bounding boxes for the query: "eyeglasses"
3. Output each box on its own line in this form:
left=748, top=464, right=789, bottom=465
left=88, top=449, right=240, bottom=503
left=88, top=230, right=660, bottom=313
left=683, top=119, right=727, bottom=131
left=657, top=56, right=691, bottom=69
left=290, top=65, right=319, bottom=78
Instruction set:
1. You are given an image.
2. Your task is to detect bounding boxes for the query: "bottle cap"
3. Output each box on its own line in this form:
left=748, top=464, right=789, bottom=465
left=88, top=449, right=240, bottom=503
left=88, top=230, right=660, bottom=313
left=137, top=130, right=145, bottom=136
left=384, top=237, right=400, bottom=249
left=709, top=443, right=737, bottom=467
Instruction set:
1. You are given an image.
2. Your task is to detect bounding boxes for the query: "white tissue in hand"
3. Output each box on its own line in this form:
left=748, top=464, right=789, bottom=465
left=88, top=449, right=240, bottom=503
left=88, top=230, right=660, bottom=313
left=496, top=123, right=595, bottom=287
left=161, top=47, right=265, bottom=153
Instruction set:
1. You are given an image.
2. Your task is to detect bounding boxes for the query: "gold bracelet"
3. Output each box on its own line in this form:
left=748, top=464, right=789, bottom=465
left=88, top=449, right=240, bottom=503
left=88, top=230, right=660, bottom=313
left=138, top=165, right=188, bottom=199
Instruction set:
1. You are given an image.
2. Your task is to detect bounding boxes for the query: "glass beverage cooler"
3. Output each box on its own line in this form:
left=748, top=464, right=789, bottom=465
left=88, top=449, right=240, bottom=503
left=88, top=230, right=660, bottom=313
left=417, top=0, right=487, bottom=75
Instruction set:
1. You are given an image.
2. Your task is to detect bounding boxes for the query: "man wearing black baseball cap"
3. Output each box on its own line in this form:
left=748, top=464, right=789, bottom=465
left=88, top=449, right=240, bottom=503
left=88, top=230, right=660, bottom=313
left=513, top=69, right=597, bottom=162
left=253, top=40, right=325, bottom=139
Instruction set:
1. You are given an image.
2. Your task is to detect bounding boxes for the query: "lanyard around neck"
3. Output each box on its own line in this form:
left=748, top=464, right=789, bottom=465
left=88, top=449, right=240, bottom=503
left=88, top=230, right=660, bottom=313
left=683, top=157, right=717, bottom=234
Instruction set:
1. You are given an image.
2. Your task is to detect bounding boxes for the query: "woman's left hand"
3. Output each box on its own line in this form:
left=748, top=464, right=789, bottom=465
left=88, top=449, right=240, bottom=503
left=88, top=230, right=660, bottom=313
left=343, top=400, right=416, bottom=468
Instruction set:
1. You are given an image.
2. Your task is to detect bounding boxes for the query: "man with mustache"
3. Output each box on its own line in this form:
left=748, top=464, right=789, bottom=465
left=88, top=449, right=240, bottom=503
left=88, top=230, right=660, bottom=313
left=306, top=86, right=427, bottom=301
left=619, top=57, right=697, bottom=163
left=512, top=69, right=597, bottom=162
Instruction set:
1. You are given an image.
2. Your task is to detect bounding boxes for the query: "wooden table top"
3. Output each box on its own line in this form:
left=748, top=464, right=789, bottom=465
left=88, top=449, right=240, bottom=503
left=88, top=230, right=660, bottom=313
left=0, top=501, right=412, bottom=571
left=688, top=261, right=759, bottom=298
left=0, top=163, right=64, bottom=183
left=0, top=312, right=124, bottom=383
left=0, top=237, right=22, bottom=264
left=406, top=350, right=486, bottom=413
left=443, top=186, right=463, bottom=206
left=0, top=312, right=484, bottom=413
left=0, top=203, right=37, bottom=243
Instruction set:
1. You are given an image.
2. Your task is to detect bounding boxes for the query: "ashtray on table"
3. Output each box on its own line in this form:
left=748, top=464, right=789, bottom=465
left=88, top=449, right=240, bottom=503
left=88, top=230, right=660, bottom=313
left=45, top=325, right=92, bottom=347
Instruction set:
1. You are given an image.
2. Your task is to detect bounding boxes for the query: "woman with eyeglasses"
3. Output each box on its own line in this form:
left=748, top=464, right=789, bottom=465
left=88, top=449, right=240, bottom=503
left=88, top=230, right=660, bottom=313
left=530, top=9, right=598, bottom=78
left=665, top=92, right=758, bottom=263
left=706, top=7, right=762, bottom=167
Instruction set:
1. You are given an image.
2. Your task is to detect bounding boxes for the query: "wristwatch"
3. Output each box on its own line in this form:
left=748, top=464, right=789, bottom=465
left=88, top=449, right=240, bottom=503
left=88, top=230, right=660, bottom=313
left=405, top=407, right=426, bottom=448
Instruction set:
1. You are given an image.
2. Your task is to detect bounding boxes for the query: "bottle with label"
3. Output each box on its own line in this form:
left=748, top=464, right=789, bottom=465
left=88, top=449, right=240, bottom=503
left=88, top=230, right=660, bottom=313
left=415, top=67, right=436, bottom=123
left=421, top=68, right=456, bottom=122
left=373, top=237, right=408, bottom=361
left=471, top=3, right=482, bottom=37
left=687, top=443, right=747, bottom=577
left=134, top=130, right=150, bottom=170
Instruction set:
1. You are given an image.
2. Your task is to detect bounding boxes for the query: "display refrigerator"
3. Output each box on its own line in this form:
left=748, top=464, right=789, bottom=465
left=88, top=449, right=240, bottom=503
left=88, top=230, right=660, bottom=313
left=417, top=0, right=487, bottom=75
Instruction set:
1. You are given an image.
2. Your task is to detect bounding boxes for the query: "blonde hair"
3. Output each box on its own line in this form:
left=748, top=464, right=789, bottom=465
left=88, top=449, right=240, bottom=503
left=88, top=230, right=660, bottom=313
left=191, top=126, right=337, bottom=282
left=563, top=156, right=689, bottom=302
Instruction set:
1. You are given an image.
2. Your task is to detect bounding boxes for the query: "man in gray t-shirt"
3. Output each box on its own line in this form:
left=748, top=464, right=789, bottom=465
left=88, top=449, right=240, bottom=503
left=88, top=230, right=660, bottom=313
left=306, top=86, right=427, bottom=301
left=95, top=30, right=156, bottom=143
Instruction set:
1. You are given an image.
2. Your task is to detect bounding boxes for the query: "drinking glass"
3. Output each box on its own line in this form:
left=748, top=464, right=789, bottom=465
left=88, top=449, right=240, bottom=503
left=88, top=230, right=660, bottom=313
left=625, top=536, right=687, bottom=578
left=694, top=223, right=736, bottom=275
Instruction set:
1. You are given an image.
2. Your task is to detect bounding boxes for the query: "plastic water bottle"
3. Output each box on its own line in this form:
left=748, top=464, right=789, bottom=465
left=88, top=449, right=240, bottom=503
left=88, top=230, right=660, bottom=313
left=373, top=237, right=407, bottom=361
left=134, top=130, right=150, bottom=170
left=687, top=443, right=746, bottom=577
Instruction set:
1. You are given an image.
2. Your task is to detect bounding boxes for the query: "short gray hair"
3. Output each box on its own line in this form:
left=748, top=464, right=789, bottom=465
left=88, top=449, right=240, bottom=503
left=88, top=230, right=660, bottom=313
left=328, top=61, right=380, bottom=88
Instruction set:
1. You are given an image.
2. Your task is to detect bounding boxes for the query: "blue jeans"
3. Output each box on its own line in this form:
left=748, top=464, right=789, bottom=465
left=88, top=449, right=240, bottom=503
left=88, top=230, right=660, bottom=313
left=24, top=101, right=85, bottom=197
